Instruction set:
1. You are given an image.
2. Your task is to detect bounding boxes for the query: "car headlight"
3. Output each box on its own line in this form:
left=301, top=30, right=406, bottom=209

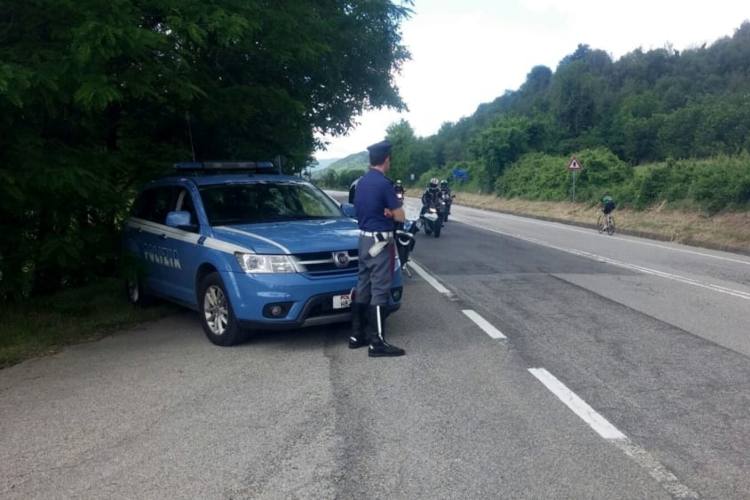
left=235, top=253, right=298, bottom=273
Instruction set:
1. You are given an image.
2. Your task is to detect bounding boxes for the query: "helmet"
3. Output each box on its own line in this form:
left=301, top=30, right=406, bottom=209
left=429, top=177, right=439, bottom=188
left=396, top=179, right=402, bottom=186
left=440, top=180, right=448, bottom=188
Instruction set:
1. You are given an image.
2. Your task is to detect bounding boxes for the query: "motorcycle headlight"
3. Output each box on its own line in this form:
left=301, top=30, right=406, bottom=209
left=235, top=253, right=298, bottom=273
left=429, top=208, right=437, bottom=213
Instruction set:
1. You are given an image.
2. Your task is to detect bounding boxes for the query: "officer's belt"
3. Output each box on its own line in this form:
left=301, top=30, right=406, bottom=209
left=360, top=230, right=393, bottom=239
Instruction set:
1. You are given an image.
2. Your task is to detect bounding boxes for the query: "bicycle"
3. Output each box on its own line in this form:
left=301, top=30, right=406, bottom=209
left=597, top=212, right=616, bottom=235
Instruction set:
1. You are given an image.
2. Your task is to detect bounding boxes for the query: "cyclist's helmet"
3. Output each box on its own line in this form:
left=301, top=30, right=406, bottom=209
left=429, top=177, right=439, bottom=189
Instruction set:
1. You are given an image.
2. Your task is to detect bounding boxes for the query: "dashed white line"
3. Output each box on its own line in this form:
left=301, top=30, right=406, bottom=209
left=528, top=368, right=626, bottom=440
left=529, top=368, right=699, bottom=499
left=408, top=260, right=453, bottom=296
left=462, top=310, right=507, bottom=339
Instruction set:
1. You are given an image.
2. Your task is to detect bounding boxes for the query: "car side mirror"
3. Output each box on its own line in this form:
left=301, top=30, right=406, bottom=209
left=165, top=210, right=196, bottom=231
left=340, top=203, right=357, bottom=218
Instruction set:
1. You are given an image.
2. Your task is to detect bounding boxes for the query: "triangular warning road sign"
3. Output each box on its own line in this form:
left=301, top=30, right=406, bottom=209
left=567, top=157, right=582, bottom=171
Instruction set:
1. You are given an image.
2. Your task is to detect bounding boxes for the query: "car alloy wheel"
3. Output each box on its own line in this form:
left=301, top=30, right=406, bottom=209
left=204, top=285, right=229, bottom=336
left=127, top=276, right=140, bottom=303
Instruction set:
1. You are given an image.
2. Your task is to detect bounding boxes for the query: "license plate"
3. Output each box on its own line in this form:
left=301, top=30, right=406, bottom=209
left=332, top=293, right=352, bottom=309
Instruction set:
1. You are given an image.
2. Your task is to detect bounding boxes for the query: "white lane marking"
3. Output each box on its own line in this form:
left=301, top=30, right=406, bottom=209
left=611, top=440, right=700, bottom=499
left=462, top=310, right=507, bottom=339
left=452, top=206, right=750, bottom=266
left=465, top=223, right=750, bottom=301
left=528, top=368, right=626, bottom=440
left=528, top=368, right=699, bottom=499
left=409, top=260, right=452, bottom=296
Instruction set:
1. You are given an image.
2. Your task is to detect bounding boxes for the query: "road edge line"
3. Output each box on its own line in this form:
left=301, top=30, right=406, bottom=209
left=409, top=260, right=453, bottom=297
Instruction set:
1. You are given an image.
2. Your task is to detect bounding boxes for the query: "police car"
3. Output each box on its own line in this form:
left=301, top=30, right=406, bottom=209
left=123, top=161, right=403, bottom=346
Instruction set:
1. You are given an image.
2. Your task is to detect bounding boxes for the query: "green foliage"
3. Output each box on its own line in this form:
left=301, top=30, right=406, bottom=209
left=495, top=150, right=750, bottom=214
left=496, top=153, right=559, bottom=200
left=0, top=278, right=175, bottom=368
left=0, top=1, right=411, bottom=300
left=386, top=119, right=436, bottom=184
left=469, top=116, right=528, bottom=180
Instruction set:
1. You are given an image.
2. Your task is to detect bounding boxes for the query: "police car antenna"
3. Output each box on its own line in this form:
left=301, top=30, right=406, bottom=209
left=185, top=110, right=196, bottom=162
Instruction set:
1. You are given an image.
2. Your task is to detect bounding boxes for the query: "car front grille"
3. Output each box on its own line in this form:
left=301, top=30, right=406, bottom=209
left=294, top=249, right=358, bottom=277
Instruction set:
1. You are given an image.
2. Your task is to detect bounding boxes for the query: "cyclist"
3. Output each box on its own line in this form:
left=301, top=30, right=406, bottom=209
left=600, top=192, right=616, bottom=231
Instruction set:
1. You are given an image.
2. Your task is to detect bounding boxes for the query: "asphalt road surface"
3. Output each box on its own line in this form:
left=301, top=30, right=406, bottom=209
left=2, top=195, right=749, bottom=499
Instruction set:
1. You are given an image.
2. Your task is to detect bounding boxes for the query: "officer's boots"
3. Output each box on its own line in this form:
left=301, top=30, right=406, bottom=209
left=348, top=302, right=369, bottom=349
left=366, top=305, right=405, bottom=357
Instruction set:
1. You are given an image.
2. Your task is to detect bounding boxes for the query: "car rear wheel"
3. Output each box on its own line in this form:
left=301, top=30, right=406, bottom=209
left=199, top=272, right=243, bottom=346
left=125, top=271, right=153, bottom=306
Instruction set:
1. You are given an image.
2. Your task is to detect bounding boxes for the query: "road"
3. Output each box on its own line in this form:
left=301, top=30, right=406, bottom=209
left=1, top=195, right=749, bottom=499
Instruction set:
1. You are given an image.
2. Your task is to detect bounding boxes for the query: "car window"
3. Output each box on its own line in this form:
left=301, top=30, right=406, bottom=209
left=199, top=182, right=342, bottom=226
left=131, top=187, right=177, bottom=224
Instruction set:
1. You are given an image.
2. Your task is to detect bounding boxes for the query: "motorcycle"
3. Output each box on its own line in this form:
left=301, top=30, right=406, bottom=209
left=441, top=192, right=455, bottom=222
left=419, top=199, right=446, bottom=238
left=395, top=219, right=419, bottom=277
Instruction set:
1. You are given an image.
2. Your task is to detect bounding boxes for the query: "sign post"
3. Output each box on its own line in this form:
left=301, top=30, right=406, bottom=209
left=567, top=157, right=582, bottom=202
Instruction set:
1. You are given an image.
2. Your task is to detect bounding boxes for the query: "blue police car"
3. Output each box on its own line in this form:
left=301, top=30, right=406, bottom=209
left=123, top=161, right=402, bottom=346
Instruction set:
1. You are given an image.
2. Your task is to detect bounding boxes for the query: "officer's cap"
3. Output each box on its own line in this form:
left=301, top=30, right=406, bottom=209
left=367, top=140, right=392, bottom=166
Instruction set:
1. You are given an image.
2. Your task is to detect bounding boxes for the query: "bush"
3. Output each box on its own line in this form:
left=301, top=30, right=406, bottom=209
left=496, top=152, right=569, bottom=200
left=495, top=147, right=632, bottom=203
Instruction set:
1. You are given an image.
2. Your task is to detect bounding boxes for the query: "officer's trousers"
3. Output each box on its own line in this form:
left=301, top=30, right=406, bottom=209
left=355, top=236, right=395, bottom=306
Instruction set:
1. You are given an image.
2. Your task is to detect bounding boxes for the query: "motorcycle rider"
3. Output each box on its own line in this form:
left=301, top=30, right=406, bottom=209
left=439, top=179, right=453, bottom=219
left=420, top=178, right=441, bottom=215
left=394, top=179, right=405, bottom=200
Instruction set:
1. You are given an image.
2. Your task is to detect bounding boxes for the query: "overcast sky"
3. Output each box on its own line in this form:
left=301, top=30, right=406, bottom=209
left=315, top=0, right=749, bottom=160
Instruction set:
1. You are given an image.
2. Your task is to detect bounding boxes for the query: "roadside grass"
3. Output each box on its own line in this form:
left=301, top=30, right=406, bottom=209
left=0, top=278, right=176, bottom=369
left=407, top=189, right=750, bottom=252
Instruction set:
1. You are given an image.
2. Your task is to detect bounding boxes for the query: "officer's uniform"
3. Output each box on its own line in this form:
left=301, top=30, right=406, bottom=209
left=350, top=140, right=405, bottom=357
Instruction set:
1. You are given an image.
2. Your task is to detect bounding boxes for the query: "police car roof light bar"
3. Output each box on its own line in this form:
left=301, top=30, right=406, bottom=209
left=174, top=161, right=278, bottom=174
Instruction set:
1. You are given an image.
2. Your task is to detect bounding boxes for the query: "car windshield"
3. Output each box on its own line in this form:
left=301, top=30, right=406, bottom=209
left=199, top=181, right=343, bottom=226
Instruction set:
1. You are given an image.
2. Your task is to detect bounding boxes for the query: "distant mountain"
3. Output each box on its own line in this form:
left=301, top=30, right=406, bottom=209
left=312, top=151, right=368, bottom=178
left=310, top=157, right=340, bottom=172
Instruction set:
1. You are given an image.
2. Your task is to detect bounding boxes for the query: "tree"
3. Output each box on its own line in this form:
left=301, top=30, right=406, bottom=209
left=0, top=0, right=412, bottom=299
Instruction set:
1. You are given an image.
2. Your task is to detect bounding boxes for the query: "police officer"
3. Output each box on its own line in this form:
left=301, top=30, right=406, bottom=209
left=350, top=139, right=406, bottom=357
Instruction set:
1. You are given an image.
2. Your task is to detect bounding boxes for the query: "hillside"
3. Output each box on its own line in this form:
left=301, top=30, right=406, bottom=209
left=313, top=151, right=368, bottom=178
left=384, top=21, right=750, bottom=213
left=310, top=157, right=340, bottom=173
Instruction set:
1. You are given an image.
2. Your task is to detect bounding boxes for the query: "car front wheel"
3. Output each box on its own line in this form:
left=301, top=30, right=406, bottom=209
left=199, top=272, right=243, bottom=346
